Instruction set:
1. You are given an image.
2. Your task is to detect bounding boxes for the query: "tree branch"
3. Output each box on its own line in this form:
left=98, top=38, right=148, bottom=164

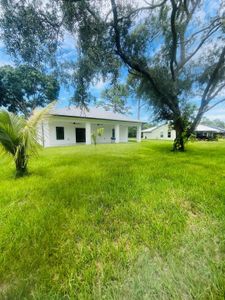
left=110, top=0, right=180, bottom=116
left=189, top=46, right=225, bottom=133
left=110, top=0, right=164, bottom=101
left=204, top=98, right=225, bottom=113
left=177, top=22, right=221, bottom=71
left=182, top=17, right=221, bottom=45
left=170, top=0, right=178, bottom=81
left=123, top=0, right=167, bottom=20
left=202, top=46, right=225, bottom=104
left=178, top=0, right=201, bottom=66
left=207, top=83, right=225, bottom=100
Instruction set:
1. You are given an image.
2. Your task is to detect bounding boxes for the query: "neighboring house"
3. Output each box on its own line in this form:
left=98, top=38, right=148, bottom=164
left=142, top=123, right=223, bottom=140
left=142, top=124, right=176, bottom=141
left=38, top=106, right=142, bottom=147
left=195, top=124, right=224, bottom=139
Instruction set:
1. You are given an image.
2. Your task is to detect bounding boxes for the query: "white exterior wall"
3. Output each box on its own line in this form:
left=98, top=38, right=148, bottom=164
left=39, top=116, right=138, bottom=147
left=143, top=124, right=176, bottom=141
left=119, top=126, right=128, bottom=143
left=37, top=120, right=51, bottom=147
left=91, top=124, right=114, bottom=144
left=137, top=125, right=142, bottom=142
left=48, top=120, right=81, bottom=146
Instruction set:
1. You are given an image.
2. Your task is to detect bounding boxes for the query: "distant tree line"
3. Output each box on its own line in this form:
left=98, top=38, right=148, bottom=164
left=201, top=117, right=225, bottom=129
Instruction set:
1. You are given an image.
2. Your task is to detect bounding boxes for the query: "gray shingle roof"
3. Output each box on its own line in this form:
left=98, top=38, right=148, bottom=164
left=195, top=124, right=223, bottom=133
left=50, top=106, right=142, bottom=123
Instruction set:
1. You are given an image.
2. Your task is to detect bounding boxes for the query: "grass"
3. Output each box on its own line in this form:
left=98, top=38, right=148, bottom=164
left=0, top=140, right=225, bottom=299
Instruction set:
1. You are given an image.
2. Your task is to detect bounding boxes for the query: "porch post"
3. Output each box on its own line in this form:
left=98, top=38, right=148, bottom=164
left=86, top=122, right=92, bottom=144
left=136, top=125, right=142, bottom=142
left=115, top=124, right=120, bottom=143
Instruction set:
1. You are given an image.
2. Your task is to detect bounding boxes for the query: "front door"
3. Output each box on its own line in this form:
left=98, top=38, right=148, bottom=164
left=76, top=128, right=86, bottom=143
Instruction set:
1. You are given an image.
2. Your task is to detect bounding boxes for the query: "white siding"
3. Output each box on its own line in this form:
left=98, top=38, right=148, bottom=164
left=38, top=116, right=134, bottom=147
left=119, top=126, right=128, bottom=143
left=48, top=121, right=79, bottom=146
left=143, top=124, right=176, bottom=140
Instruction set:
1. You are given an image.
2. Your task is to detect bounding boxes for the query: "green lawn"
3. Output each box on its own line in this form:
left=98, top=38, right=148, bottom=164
left=0, top=141, right=225, bottom=299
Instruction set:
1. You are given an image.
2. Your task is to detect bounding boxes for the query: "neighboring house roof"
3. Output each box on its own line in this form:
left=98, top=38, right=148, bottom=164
left=142, top=126, right=157, bottom=133
left=49, top=106, right=142, bottom=123
left=141, top=124, right=167, bottom=133
left=195, top=124, right=222, bottom=133
left=142, top=123, right=224, bottom=133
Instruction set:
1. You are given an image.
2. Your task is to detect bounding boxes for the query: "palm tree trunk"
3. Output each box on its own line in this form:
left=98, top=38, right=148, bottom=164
left=15, top=147, right=28, bottom=177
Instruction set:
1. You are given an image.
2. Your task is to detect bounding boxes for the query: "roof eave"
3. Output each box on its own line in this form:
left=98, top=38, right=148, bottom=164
left=50, top=114, right=143, bottom=123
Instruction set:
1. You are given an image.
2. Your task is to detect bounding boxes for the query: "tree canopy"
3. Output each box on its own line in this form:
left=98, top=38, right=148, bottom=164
left=97, top=84, right=130, bottom=114
left=0, top=0, right=224, bottom=150
left=0, top=65, right=59, bottom=116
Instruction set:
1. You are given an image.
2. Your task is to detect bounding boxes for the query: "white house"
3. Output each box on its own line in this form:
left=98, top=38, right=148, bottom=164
left=194, top=124, right=224, bottom=139
left=142, top=123, right=223, bottom=140
left=142, top=124, right=176, bottom=140
left=38, top=106, right=142, bottom=147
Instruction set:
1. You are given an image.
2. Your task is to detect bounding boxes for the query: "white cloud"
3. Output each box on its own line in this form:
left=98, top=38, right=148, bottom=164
left=90, top=78, right=108, bottom=91
left=205, top=107, right=225, bottom=121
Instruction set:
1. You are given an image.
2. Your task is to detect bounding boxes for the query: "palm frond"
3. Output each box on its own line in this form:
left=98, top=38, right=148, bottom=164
left=0, top=103, right=56, bottom=176
left=0, top=110, right=25, bottom=155
left=27, top=101, right=56, bottom=128
left=23, top=101, right=56, bottom=155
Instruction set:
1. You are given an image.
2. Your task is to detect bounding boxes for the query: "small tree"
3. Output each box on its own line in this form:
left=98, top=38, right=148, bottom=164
left=0, top=103, right=54, bottom=177
left=91, top=127, right=104, bottom=145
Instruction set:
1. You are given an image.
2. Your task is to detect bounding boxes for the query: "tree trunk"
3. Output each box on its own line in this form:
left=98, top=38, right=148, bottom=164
left=15, top=146, right=28, bottom=177
left=173, top=124, right=185, bottom=152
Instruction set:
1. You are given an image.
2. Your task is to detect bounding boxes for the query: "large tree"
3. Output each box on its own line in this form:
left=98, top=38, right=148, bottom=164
left=0, top=0, right=224, bottom=150
left=0, top=65, right=59, bottom=116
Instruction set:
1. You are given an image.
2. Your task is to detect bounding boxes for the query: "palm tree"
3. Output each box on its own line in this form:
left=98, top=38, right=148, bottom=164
left=0, top=103, right=54, bottom=177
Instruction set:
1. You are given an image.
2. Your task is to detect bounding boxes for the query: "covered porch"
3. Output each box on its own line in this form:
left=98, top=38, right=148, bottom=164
left=42, top=116, right=142, bottom=147
left=85, top=122, right=142, bottom=144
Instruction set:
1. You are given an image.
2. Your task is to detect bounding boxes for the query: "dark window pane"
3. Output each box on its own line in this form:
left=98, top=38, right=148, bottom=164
left=168, top=131, right=171, bottom=138
left=56, top=127, right=64, bottom=140
left=112, top=128, right=115, bottom=138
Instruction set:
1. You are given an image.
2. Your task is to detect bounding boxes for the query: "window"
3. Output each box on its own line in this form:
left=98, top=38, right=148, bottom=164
left=112, top=128, right=115, bottom=138
left=160, top=132, right=164, bottom=138
left=56, top=127, right=64, bottom=140
left=168, top=131, right=171, bottom=138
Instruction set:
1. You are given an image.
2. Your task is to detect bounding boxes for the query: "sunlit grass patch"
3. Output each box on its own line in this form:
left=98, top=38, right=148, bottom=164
left=0, top=141, right=225, bottom=299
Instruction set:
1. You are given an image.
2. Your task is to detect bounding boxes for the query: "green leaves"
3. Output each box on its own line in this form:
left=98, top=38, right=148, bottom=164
left=98, top=84, right=130, bottom=114
left=0, top=103, right=54, bottom=176
left=0, top=65, right=59, bottom=116
left=0, top=0, right=61, bottom=67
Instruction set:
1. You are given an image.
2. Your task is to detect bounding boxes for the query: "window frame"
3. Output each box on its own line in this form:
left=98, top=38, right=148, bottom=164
left=56, top=126, right=65, bottom=140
